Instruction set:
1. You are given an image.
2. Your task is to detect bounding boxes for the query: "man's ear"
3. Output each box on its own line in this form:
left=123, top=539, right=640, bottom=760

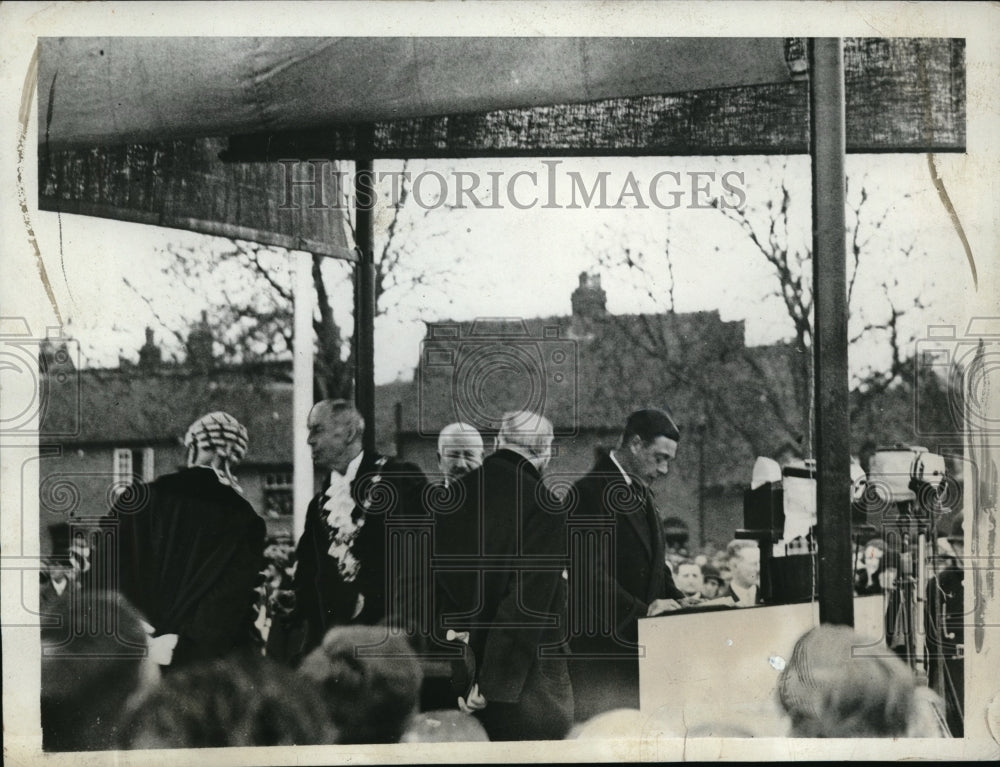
left=626, top=434, right=643, bottom=454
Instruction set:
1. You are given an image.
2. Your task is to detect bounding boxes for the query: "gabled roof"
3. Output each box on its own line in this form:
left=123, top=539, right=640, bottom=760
left=40, top=365, right=294, bottom=465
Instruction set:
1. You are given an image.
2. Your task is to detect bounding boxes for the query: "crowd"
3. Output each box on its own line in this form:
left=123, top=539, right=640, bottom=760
left=39, top=402, right=956, bottom=749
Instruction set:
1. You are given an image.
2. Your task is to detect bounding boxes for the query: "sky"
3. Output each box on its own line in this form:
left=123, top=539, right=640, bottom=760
left=36, top=152, right=973, bottom=388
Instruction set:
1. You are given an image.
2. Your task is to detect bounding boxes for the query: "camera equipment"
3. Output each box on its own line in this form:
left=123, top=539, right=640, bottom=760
left=866, top=443, right=963, bottom=734
left=740, top=460, right=819, bottom=604
left=742, top=457, right=869, bottom=605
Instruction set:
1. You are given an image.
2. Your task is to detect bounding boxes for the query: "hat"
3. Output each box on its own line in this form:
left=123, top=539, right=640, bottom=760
left=863, top=537, right=886, bottom=552
left=701, top=564, right=723, bottom=585
left=777, top=624, right=915, bottom=737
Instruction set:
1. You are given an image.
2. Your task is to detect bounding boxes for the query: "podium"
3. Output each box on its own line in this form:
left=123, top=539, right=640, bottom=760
left=637, top=596, right=886, bottom=733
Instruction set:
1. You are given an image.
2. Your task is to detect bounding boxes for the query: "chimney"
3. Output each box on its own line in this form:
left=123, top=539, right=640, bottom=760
left=138, top=326, right=162, bottom=371
left=186, top=311, right=215, bottom=372
left=571, top=272, right=607, bottom=321
left=38, top=337, right=76, bottom=375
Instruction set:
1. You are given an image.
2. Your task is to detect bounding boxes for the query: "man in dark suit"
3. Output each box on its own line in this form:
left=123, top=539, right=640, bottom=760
left=432, top=410, right=573, bottom=741
left=283, top=399, right=426, bottom=663
left=416, top=421, right=488, bottom=711
left=567, top=407, right=689, bottom=720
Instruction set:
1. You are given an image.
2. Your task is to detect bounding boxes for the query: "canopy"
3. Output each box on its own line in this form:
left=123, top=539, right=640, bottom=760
left=36, top=37, right=963, bottom=258
left=39, top=37, right=795, bottom=150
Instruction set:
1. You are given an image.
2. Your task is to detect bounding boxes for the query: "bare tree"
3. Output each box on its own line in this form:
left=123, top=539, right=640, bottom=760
left=707, top=169, right=928, bottom=453
left=124, top=160, right=460, bottom=398
left=594, top=167, right=930, bottom=463
left=592, top=237, right=801, bottom=467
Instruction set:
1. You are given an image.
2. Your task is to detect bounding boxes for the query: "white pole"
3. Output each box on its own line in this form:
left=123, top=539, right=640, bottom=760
left=292, top=249, right=314, bottom=543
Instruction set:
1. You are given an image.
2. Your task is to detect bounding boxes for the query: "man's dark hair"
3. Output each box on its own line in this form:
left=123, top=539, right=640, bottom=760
left=297, top=626, right=423, bottom=744
left=119, top=655, right=336, bottom=748
left=622, top=408, right=681, bottom=444
left=701, top=564, right=723, bottom=584
left=42, top=590, right=150, bottom=752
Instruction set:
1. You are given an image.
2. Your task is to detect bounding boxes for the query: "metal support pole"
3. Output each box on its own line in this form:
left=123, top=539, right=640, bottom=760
left=698, top=417, right=707, bottom=549
left=809, top=38, right=853, bottom=627
left=354, top=126, right=377, bottom=452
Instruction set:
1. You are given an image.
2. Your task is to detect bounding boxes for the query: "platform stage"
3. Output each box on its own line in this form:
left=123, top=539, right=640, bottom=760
left=638, top=595, right=886, bottom=736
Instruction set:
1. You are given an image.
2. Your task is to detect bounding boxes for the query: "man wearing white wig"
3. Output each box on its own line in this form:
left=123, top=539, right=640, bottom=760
left=110, top=411, right=266, bottom=670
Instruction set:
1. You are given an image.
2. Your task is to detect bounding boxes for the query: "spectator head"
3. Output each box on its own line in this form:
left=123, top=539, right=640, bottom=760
left=119, top=655, right=335, bottom=748
left=617, top=408, right=680, bottom=486
left=862, top=538, right=886, bottom=577
left=675, top=560, right=705, bottom=598
left=307, top=399, right=364, bottom=474
left=497, top=410, right=554, bottom=472
left=726, top=539, right=760, bottom=589
left=437, top=422, right=485, bottom=484
left=40, top=522, right=94, bottom=605
left=401, top=710, right=490, bottom=742
left=298, top=626, right=423, bottom=744
left=41, top=591, right=155, bottom=751
left=862, top=537, right=901, bottom=590
left=700, top=564, right=724, bottom=599
left=717, top=564, right=732, bottom=586
left=777, top=624, right=916, bottom=737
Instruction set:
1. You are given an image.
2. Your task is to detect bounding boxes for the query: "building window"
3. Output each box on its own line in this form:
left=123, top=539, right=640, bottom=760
left=113, top=448, right=133, bottom=489
left=113, top=448, right=155, bottom=491
left=142, top=447, right=155, bottom=481
left=263, top=472, right=293, bottom=519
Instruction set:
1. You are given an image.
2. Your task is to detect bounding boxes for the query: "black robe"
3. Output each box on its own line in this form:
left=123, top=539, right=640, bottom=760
left=111, top=466, right=266, bottom=668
